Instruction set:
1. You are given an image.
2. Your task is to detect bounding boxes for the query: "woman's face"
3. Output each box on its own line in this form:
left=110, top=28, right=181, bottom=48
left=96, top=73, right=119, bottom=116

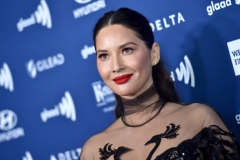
left=95, top=24, right=158, bottom=99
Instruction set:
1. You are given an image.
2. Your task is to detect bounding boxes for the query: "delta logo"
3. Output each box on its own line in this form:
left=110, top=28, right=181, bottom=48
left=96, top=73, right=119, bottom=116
left=73, top=0, right=106, bottom=19
left=17, top=0, right=52, bottom=32
left=150, top=12, right=185, bottom=32
left=206, top=0, right=240, bottom=16
left=50, top=148, right=81, bottom=160
left=40, top=91, right=76, bottom=122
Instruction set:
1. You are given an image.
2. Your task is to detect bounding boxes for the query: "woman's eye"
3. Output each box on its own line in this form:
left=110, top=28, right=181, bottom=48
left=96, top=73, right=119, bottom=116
left=122, top=48, right=133, bottom=54
left=98, top=54, right=109, bottom=60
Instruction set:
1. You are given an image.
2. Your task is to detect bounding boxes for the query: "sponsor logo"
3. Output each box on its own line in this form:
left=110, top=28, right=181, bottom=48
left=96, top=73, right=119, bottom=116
left=236, top=114, right=240, bottom=124
left=17, top=0, right=52, bottom=32
left=73, top=0, right=106, bottom=19
left=0, top=110, right=25, bottom=143
left=206, top=0, right=233, bottom=16
left=227, top=39, right=240, bottom=76
left=92, top=81, right=115, bottom=112
left=50, top=148, right=81, bottom=160
left=23, top=151, right=33, bottom=160
left=0, top=63, right=14, bottom=92
left=40, top=91, right=76, bottom=122
left=170, top=55, right=195, bottom=87
left=75, top=0, right=92, bottom=4
left=150, top=12, right=185, bottom=32
left=81, top=45, right=95, bottom=59
left=26, top=53, right=65, bottom=79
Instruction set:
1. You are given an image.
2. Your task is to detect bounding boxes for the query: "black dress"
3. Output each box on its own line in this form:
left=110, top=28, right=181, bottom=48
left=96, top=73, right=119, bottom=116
left=99, top=124, right=240, bottom=160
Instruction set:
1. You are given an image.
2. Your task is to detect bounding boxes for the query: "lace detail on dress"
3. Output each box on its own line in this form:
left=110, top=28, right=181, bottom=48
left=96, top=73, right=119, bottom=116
left=99, top=143, right=131, bottom=160
left=155, top=125, right=240, bottom=160
left=145, top=123, right=181, bottom=160
left=98, top=125, right=240, bottom=160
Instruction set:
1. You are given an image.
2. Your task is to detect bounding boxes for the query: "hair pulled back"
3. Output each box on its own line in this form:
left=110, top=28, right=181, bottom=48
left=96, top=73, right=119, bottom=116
left=93, top=8, right=180, bottom=118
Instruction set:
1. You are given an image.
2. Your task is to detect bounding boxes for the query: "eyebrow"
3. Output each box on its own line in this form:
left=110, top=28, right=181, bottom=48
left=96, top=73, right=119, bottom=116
left=119, top=42, right=137, bottom=49
left=96, top=42, right=137, bottom=54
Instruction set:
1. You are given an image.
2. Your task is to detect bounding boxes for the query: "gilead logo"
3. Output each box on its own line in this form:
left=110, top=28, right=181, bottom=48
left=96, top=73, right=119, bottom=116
left=0, top=63, right=14, bottom=92
left=227, top=39, right=240, bottom=76
left=170, top=55, right=195, bottom=87
left=40, top=91, right=76, bottom=122
left=206, top=0, right=232, bottom=16
left=17, top=0, right=52, bottom=32
left=26, top=53, right=65, bottom=79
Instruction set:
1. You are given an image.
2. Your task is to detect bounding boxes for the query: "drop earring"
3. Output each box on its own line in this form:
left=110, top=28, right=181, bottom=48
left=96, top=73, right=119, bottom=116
left=154, top=61, right=156, bottom=65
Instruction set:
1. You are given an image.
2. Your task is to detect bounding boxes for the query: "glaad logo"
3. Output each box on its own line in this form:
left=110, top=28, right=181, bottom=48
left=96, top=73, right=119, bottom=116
left=0, top=110, right=25, bottom=143
left=26, top=53, right=65, bottom=79
left=40, top=92, right=76, bottom=122
left=236, top=114, right=240, bottom=124
left=92, top=81, right=115, bottom=112
left=17, top=0, right=52, bottom=32
left=50, top=148, right=81, bottom=160
left=81, top=45, right=95, bottom=59
left=206, top=0, right=232, bottom=16
left=227, top=39, right=240, bottom=76
left=23, top=151, right=33, bottom=160
left=150, top=12, right=185, bottom=32
left=170, top=55, right=195, bottom=87
left=0, top=63, right=14, bottom=92
left=73, top=0, right=106, bottom=19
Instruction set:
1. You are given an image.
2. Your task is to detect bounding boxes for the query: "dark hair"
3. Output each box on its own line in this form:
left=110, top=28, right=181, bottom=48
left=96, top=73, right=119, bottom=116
left=93, top=8, right=180, bottom=118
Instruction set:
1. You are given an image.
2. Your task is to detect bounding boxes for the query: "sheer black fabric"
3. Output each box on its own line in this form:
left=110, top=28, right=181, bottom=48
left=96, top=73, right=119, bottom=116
left=99, top=84, right=240, bottom=159
left=99, top=125, right=240, bottom=160
left=121, top=84, right=161, bottom=116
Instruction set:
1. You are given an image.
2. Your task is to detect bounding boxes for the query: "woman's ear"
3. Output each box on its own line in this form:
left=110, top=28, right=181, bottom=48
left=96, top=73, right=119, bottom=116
left=151, top=42, right=160, bottom=66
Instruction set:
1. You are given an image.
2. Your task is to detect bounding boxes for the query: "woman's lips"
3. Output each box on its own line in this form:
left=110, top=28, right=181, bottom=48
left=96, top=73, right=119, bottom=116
left=112, top=74, right=133, bottom=84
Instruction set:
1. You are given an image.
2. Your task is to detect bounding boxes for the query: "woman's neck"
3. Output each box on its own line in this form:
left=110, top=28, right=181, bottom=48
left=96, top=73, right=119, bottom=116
left=120, top=84, right=163, bottom=127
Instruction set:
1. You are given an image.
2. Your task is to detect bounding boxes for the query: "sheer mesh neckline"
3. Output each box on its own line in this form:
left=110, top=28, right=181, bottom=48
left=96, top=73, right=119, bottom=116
left=121, top=84, right=162, bottom=116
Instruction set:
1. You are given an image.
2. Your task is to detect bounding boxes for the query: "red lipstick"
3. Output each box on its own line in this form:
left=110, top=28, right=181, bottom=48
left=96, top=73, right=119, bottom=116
left=113, top=74, right=133, bottom=84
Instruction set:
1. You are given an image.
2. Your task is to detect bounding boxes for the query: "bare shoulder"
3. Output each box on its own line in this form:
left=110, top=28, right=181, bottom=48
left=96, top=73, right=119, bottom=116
left=80, top=133, right=102, bottom=160
left=180, top=103, right=229, bottom=130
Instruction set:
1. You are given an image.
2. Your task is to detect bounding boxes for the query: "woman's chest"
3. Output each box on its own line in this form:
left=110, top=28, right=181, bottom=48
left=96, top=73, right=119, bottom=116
left=96, top=123, right=198, bottom=160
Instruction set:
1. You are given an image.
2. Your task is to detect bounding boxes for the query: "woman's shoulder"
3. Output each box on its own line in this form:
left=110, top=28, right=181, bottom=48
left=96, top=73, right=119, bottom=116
left=80, top=119, right=122, bottom=160
left=167, top=102, right=229, bottom=130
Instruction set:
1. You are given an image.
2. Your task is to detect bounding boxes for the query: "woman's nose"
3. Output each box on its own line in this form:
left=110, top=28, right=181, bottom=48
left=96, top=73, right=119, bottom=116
left=112, top=55, right=125, bottom=73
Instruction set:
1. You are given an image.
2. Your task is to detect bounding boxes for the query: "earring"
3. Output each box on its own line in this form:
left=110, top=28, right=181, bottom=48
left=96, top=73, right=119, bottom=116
left=154, top=61, right=156, bottom=65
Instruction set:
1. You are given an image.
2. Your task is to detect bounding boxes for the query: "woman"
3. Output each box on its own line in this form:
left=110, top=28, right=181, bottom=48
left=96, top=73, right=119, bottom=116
left=80, top=8, right=239, bottom=160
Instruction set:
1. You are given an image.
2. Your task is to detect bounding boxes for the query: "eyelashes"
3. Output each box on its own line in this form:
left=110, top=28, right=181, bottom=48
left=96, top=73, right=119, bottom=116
left=98, top=54, right=109, bottom=60
left=98, top=47, right=134, bottom=61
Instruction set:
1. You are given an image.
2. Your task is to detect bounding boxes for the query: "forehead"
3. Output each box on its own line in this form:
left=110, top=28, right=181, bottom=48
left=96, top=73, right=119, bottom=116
left=95, top=24, right=142, bottom=49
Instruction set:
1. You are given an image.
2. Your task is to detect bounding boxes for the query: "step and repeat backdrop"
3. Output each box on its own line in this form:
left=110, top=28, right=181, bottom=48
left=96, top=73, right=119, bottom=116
left=0, top=0, right=240, bottom=159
